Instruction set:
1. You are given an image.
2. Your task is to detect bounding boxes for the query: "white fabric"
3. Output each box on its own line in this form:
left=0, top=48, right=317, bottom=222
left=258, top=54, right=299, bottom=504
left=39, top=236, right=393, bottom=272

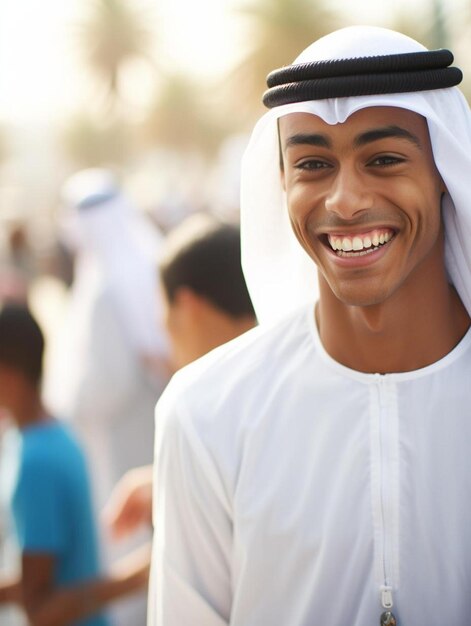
left=241, top=26, right=471, bottom=323
left=0, top=430, right=26, bottom=626
left=46, top=174, right=169, bottom=626
left=150, top=304, right=471, bottom=625
left=61, top=169, right=168, bottom=356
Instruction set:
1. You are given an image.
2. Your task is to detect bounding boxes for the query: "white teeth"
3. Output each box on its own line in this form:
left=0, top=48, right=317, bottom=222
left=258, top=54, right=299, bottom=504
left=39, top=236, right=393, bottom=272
left=342, top=237, right=353, bottom=251
left=328, top=231, right=394, bottom=256
left=328, top=231, right=393, bottom=253
left=352, top=237, right=363, bottom=251
left=328, top=236, right=339, bottom=250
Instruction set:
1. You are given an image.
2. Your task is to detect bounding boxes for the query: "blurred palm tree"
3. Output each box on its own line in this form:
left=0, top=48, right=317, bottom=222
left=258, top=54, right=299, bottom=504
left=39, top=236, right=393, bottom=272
left=429, top=0, right=448, bottom=49
left=228, top=0, right=341, bottom=125
left=61, top=114, right=134, bottom=167
left=389, top=5, right=437, bottom=50
left=454, top=2, right=471, bottom=102
left=388, top=1, right=471, bottom=101
left=79, top=0, right=154, bottom=107
left=143, top=73, right=230, bottom=159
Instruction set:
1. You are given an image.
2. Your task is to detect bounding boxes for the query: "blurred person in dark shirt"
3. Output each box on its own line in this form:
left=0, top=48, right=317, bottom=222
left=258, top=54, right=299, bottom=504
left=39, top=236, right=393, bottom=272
left=104, top=215, right=256, bottom=543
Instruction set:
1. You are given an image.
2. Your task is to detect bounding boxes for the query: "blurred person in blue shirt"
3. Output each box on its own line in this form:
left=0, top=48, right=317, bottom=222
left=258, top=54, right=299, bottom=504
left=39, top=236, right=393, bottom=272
left=0, top=304, right=149, bottom=626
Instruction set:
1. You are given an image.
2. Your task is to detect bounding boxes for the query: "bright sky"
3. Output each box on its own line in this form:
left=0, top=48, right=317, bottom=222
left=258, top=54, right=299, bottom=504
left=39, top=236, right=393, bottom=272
left=0, top=0, right=241, bottom=124
left=0, top=0, right=466, bottom=124
left=0, top=0, right=425, bottom=123
left=0, top=1, right=81, bottom=123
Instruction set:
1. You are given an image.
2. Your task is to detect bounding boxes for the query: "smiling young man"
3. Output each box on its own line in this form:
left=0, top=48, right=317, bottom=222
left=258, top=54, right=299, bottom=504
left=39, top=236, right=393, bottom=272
left=280, top=106, right=469, bottom=374
left=149, top=27, right=471, bottom=626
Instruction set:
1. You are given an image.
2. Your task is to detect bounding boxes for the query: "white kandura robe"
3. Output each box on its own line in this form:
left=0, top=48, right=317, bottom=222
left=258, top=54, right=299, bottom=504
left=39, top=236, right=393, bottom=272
left=149, top=26, right=471, bottom=626
left=149, top=304, right=471, bottom=625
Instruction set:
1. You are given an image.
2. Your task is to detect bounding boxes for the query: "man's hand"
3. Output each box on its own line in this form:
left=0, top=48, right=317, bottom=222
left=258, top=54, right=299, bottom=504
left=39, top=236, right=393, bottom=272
left=0, top=575, right=21, bottom=605
left=103, top=465, right=154, bottom=539
left=21, top=544, right=153, bottom=626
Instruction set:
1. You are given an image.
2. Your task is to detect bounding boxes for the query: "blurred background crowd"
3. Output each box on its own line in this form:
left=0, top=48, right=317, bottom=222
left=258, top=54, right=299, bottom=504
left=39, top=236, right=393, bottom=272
left=0, top=0, right=470, bottom=252
left=0, top=0, right=469, bottom=624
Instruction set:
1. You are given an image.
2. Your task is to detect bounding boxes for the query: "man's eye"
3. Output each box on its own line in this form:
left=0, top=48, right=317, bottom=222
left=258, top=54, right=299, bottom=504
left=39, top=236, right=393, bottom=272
left=295, top=160, right=330, bottom=171
left=369, top=155, right=405, bottom=167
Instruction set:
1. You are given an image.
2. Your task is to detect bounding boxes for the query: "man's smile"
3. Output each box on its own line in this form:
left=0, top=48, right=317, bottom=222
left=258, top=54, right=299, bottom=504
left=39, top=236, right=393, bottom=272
left=326, top=228, right=396, bottom=257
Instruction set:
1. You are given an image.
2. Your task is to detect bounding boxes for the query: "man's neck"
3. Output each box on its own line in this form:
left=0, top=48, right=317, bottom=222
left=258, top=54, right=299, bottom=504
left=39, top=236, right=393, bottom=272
left=316, top=260, right=470, bottom=375
left=16, top=392, right=49, bottom=430
left=198, top=310, right=256, bottom=357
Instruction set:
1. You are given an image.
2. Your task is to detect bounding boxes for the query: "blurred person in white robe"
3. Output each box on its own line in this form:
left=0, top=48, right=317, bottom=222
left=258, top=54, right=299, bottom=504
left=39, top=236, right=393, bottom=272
left=44, top=169, right=169, bottom=626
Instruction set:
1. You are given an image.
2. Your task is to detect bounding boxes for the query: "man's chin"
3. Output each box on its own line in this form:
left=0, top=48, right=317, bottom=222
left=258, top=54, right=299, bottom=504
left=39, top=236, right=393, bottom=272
left=328, top=282, right=395, bottom=309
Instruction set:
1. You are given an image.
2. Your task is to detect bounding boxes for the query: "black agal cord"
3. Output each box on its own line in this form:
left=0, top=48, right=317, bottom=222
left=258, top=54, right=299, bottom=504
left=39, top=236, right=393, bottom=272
left=263, top=50, right=462, bottom=108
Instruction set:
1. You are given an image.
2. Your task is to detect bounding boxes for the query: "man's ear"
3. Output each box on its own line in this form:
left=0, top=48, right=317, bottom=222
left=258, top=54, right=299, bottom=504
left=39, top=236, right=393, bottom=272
left=174, top=286, right=199, bottom=311
left=174, top=287, right=210, bottom=321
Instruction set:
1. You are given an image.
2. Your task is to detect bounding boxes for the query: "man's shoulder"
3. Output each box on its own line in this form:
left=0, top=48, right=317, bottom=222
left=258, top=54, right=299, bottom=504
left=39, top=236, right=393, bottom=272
left=182, top=305, right=311, bottom=384
left=157, top=304, right=315, bottom=433
left=20, top=421, right=85, bottom=476
left=154, top=304, right=317, bottom=490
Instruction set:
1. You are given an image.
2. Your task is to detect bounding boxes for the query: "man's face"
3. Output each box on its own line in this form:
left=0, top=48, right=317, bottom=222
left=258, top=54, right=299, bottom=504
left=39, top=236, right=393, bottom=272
left=0, top=364, right=21, bottom=419
left=279, top=106, right=446, bottom=307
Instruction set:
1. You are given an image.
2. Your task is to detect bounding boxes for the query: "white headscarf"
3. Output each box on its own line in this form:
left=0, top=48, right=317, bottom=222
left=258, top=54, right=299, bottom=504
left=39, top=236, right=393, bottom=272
left=62, top=168, right=168, bottom=357
left=240, top=26, right=471, bottom=324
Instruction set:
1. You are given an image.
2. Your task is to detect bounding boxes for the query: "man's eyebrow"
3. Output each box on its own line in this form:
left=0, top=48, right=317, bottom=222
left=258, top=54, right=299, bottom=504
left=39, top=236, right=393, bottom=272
left=354, top=125, right=422, bottom=149
left=284, top=133, right=331, bottom=150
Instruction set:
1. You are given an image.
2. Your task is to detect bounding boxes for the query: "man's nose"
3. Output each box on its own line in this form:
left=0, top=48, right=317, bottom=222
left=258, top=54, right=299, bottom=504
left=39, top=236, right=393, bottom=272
left=324, top=166, right=373, bottom=220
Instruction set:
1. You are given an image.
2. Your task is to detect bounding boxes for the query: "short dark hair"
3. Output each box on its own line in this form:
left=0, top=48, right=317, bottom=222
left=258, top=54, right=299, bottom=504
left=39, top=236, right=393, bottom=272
left=0, top=304, right=44, bottom=386
left=159, top=215, right=256, bottom=318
